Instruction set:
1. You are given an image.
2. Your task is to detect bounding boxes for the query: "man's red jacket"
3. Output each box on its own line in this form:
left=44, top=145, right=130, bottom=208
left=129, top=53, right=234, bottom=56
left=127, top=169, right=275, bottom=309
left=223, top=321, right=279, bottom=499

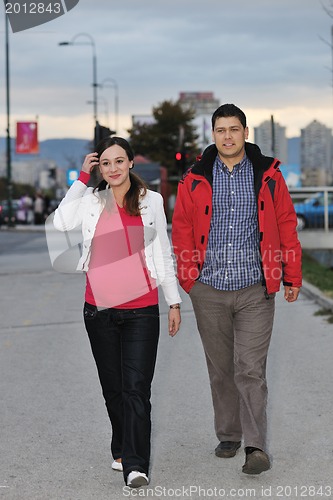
left=172, top=142, right=302, bottom=295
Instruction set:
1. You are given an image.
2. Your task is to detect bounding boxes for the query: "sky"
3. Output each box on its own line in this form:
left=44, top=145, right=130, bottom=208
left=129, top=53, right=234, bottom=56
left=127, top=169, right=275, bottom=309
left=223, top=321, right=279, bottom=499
left=1, top=0, right=333, bottom=142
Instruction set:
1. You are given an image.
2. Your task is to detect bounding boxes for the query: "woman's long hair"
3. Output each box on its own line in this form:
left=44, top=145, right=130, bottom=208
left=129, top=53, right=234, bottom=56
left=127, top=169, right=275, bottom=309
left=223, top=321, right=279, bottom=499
left=93, top=136, right=147, bottom=216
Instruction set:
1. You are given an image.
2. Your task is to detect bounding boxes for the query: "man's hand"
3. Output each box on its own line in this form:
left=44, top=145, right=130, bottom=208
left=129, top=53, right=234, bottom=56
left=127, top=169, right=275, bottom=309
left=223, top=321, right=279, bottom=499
left=284, top=286, right=300, bottom=303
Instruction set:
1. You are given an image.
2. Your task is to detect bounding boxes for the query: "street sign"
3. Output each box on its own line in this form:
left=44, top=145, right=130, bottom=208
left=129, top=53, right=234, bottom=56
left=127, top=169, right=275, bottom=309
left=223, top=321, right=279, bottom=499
left=67, top=169, right=79, bottom=186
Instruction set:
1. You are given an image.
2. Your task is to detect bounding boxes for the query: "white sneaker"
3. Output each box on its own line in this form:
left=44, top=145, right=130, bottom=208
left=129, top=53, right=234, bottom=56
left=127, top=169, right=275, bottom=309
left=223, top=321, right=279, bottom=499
left=111, top=460, right=123, bottom=472
left=126, top=471, right=149, bottom=488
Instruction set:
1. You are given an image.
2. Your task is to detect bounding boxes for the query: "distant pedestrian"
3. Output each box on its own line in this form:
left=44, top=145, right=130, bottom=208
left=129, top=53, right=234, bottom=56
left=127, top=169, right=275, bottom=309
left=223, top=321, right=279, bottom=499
left=21, top=193, right=33, bottom=224
left=172, top=104, right=302, bottom=475
left=34, top=192, right=44, bottom=225
left=17, top=197, right=27, bottom=224
left=43, top=194, right=51, bottom=218
left=53, top=136, right=181, bottom=488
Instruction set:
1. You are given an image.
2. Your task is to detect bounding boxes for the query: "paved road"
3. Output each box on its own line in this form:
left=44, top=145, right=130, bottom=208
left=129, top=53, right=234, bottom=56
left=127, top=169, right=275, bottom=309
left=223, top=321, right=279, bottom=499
left=0, top=231, right=332, bottom=500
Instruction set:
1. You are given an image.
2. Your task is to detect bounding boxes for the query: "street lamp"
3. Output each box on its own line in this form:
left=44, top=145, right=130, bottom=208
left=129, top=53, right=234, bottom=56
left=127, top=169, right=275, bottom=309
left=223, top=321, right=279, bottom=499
left=5, top=14, right=14, bottom=227
left=331, top=25, right=333, bottom=100
left=98, top=78, right=119, bottom=134
left=58, top=32, right=98, bottom=127
left=87, top=97, right=109, bottom=127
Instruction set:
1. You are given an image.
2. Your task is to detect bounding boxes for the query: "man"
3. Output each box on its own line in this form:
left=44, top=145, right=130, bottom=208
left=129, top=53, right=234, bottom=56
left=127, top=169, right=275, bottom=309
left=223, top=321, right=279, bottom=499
left=172, top=104, right=302, bottom=475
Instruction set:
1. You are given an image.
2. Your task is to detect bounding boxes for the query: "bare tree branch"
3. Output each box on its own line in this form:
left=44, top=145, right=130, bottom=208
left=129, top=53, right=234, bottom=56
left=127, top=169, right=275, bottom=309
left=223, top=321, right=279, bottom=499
left=321, top=0, right=333, bottom=18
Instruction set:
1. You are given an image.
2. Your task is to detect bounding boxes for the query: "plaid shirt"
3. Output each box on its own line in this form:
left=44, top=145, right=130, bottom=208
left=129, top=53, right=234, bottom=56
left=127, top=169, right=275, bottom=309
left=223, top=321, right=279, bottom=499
left=199, top=154, right=262, bottom=290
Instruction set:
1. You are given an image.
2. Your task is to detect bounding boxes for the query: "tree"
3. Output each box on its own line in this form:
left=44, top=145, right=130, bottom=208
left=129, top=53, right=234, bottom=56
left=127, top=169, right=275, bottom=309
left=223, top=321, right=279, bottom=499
left=0, top=177, right=35, bottom=199
left=127, top=100, right=199, bottom=175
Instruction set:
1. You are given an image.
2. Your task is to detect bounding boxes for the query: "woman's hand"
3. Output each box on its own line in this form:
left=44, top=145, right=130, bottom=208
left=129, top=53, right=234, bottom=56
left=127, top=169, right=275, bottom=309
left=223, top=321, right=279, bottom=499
left=168, top=307, right=181, bottom=337
left=82, top=152, right=99, bottom=174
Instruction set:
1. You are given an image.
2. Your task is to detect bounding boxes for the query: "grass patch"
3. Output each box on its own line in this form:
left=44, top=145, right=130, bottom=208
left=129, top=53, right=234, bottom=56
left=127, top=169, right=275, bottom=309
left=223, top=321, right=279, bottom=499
left=302, top=252, right=333, bottom=300
left=314, top=308, right=333, bottom=316
left=314, top=308, right=333, bottom=324
left=302, top=252, right=333, bottom=324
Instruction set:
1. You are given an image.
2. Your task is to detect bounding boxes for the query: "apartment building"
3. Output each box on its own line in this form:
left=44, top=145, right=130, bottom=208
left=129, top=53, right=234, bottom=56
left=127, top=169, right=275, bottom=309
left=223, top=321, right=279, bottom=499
left=300, top=120, right=333, bottom=186
left=254, top=119, right=288, bottom=165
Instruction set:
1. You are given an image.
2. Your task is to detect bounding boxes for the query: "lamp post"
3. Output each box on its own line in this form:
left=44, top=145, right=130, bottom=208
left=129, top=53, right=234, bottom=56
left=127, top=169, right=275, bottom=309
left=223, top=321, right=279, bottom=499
left=331, top=25, right=333, bottom=100
left=98, top=78, right=119, bottom=134
left=58, top=32, right=98, bottom=130
left=5, top=14, right=14, bottom=227
left=87, top=97, right=109, bottom=127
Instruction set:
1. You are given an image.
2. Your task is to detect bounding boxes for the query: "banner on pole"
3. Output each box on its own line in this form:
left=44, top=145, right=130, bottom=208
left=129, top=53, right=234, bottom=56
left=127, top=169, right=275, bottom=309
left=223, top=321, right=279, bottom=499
left=16, top=121, right=39, bottom=154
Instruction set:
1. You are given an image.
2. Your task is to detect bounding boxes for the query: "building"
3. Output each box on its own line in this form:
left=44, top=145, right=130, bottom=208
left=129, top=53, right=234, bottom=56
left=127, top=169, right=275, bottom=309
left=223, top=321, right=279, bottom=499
left=254, top=119, right=288, bottom=165
left=0, top=153, right=59, bottom=189
left=178, top=92, right=220, bottom=151
left=300, top=120, right=333, bottom=186
left=178, top=92, right=220, bottom=116
left=131, top=115, right=156, bottom=127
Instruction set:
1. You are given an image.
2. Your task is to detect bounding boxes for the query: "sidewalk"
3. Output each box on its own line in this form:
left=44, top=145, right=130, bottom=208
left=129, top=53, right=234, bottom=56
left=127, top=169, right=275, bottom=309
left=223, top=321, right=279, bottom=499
left=0, top=265, right=332, bottom=499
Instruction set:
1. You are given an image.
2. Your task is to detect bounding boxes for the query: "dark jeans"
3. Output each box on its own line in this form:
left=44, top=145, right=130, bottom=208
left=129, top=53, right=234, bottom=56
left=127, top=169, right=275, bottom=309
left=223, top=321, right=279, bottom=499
left=83, top=302, right=160, bottom=479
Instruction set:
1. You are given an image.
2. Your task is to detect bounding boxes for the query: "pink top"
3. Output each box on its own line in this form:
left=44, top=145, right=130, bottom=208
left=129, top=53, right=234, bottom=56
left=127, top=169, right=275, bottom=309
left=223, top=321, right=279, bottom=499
left=79, top=173, right=158, bottom=309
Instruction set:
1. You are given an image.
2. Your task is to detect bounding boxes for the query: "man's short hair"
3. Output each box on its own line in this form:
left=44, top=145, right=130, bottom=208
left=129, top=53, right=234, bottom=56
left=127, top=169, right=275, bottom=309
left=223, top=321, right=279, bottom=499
left=212, top=104, right=247, bottom=130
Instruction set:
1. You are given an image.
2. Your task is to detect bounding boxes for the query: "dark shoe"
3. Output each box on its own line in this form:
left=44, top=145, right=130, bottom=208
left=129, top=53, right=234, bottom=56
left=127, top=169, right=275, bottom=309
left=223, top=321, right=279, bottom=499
left=242, top=450, right=270, bottom=474
left=215, top=441, right=241, bottom=458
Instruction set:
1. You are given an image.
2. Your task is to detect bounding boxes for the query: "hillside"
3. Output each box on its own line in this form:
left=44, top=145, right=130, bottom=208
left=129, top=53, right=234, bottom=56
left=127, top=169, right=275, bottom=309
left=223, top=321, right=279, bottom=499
left=0, top=137, right=91, bottom=170
left=0, top=136, right=301, bottom=169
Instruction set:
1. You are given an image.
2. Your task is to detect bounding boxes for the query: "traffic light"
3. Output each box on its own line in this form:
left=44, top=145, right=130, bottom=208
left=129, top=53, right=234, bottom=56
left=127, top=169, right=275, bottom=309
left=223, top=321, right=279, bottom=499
left=49, top=167, right=56, bottom=179
left=175, top=150, right=187, bottom=174
left=94, top=121, right=116, bottom=148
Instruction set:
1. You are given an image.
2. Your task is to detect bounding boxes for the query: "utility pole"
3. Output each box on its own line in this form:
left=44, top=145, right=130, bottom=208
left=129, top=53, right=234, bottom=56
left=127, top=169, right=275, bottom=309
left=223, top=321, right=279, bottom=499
left=270, top=114, right=275, bottom=157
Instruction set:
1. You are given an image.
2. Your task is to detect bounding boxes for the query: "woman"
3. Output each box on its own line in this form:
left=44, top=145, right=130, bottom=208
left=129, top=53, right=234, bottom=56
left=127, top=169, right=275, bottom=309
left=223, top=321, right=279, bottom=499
left=53, top=137, right=181, bottom=488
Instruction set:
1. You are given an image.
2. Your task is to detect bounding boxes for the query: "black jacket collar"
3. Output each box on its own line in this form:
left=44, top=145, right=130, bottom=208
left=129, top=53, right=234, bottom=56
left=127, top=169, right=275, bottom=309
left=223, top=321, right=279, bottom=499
left=190, top=142, right=277, bottom=197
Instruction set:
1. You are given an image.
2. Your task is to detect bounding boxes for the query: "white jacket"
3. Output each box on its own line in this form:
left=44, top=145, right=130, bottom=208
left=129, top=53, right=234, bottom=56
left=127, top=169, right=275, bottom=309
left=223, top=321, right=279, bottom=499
left=53, top=180, right=182, bottom=306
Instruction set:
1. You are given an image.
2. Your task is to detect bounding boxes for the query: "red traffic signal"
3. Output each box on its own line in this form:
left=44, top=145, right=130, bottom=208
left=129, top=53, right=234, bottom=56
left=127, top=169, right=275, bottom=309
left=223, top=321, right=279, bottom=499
left=175, top=152, right=182, bottom=161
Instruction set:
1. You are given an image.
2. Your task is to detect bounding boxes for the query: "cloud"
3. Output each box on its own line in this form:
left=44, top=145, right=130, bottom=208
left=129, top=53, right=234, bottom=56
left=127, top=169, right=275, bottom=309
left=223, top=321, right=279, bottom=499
left=3, top=0, right=332, bottom=138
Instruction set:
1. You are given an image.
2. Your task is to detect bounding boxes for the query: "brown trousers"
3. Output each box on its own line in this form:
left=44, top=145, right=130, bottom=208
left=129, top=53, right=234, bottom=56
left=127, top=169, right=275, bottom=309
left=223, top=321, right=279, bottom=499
left=189, top=281, right=275, bottom=452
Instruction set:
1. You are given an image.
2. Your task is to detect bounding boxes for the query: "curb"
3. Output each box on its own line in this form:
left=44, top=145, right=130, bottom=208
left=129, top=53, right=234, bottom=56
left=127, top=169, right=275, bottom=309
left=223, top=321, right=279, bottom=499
left=0, top=224, right=45, bottom=232
left=301, top=279, right=333, bottom=313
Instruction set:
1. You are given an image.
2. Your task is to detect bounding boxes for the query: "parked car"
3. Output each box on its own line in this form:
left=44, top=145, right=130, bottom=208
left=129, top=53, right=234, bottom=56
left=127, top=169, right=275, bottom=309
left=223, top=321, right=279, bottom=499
left=0, top=199, right=20, bottom=227
left=293, top=193, right=333, bottom=230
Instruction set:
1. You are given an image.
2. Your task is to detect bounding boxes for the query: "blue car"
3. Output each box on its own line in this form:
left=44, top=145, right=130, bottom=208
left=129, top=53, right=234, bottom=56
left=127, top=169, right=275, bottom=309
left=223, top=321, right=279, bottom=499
left=293, top=193, right=333, bottom=230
